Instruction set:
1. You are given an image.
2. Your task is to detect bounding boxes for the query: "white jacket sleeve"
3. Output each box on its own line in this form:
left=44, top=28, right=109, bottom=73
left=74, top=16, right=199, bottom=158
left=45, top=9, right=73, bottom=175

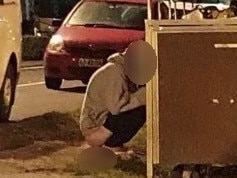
left=104, top=65, right=130, bottom=115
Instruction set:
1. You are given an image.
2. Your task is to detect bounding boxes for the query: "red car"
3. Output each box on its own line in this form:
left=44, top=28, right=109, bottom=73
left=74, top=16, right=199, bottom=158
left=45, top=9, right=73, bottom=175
left=44, top=0, right=163, bottom=89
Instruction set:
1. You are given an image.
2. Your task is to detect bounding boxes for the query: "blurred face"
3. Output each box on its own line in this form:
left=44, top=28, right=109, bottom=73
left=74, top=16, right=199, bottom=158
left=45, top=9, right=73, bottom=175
left=124, top=40, right=157, bottom=85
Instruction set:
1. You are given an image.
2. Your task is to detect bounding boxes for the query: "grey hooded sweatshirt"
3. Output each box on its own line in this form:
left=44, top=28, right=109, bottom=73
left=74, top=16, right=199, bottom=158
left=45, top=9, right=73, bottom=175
left=79, top=53, right=146, bottom=135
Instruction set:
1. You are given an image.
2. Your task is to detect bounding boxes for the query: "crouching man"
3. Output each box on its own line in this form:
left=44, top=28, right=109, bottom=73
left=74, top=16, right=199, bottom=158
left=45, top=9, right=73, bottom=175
left=79, top=51, right=146, bottom=153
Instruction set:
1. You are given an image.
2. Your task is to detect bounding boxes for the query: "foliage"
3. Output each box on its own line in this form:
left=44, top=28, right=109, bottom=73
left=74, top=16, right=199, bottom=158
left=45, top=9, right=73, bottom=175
left=22, top=35, right=50, bottom=61
left=33, top=0, right=78, bottom=19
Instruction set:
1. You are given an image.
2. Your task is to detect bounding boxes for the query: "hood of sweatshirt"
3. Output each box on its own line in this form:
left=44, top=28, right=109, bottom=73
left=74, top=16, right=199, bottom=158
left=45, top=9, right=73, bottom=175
left=107, top=52, right=140, bottom=93
left=107, top=52, right=125, bottom=66
left=106, top=52, right=130, bottom=85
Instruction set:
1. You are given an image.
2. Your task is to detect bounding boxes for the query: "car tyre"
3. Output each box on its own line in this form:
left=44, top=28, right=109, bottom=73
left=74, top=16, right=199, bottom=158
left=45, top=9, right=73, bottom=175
left=0, top=63, right=16, bottom=122
left=45, top=76, right=62, bottom=90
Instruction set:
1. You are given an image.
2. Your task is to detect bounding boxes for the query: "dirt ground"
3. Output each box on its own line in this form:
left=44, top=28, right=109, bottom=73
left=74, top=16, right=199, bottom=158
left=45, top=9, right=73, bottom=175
left=0, top=111, right=148, bottom=178
left=0, top=143, right=84, bottom=178
left=0, top=112, right=85, bottom=178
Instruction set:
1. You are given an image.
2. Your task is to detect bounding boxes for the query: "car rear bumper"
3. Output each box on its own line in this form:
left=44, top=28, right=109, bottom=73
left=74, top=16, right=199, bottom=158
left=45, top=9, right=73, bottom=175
left=44, top=52, right=100, bottom=80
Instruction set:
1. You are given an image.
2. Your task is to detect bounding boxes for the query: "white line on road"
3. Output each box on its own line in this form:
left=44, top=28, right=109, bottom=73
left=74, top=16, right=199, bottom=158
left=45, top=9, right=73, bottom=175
left=17, top=81, right=45, bottom=88
left=21, top=66, right=44, bottom=71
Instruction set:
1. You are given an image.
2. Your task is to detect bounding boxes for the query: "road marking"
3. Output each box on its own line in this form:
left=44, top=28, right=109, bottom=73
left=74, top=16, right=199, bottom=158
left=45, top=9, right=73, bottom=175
left=17, top=81, right=45, bottom=88
left=21, top=66, right=44, bottom=71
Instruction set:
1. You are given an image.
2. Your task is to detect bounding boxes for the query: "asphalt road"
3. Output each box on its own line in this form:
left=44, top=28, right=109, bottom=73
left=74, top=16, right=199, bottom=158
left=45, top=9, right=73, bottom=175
left=11, top=65, right=86, bottom=120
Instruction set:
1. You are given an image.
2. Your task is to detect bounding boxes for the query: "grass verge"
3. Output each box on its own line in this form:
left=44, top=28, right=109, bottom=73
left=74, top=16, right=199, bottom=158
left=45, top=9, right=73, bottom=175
left=69, top=126, right=148, bottom=178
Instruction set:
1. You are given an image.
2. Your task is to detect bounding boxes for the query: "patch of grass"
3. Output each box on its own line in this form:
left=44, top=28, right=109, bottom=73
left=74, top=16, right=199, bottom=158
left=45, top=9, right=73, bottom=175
left=0, top=109, right=82, bottom=151
left=92, top=169, right=145, bottom=178
left=127, top=125, right=146, bottom=154
left=69, top=125, right=147, bottom=178
left=114, top=156, right=146, bottom=176
left=73, top=166, right=146, bottom=178
left=72, top=156, right=147, bottom=178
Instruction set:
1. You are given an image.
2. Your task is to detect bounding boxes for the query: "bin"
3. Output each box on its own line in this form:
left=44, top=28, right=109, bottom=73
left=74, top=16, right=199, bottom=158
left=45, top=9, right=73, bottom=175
left=145, top=19, right=237, bottom=177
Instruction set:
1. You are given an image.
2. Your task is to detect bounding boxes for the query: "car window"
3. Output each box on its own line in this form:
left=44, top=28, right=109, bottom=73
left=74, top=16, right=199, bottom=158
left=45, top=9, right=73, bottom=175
left=67, top=2, right=147, bottom=30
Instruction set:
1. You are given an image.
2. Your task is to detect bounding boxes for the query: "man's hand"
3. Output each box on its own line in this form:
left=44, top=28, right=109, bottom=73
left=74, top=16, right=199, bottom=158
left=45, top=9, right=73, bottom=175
left=120, top=87, right=146, bottom=113
left=109, top=91, right=130, bottom=115
left=84, top=126, right=113, bottom=147
left=120, top=97, right=141, bottom=113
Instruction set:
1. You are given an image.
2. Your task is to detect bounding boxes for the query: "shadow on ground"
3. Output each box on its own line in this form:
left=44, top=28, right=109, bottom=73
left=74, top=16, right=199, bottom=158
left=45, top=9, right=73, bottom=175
left=115, top=156, right=146, bottom=176
left=59, top=86, right=86, bottom=93
left=0, top=111, right=83, bottom=160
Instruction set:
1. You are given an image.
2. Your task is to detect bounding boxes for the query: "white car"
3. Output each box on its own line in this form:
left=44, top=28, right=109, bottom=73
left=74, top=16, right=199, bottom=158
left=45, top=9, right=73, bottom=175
left=0, top=0, right=22, bottom=121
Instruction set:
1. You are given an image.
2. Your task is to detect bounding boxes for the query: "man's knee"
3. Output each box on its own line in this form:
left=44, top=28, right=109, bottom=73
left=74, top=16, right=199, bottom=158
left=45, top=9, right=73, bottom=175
left=84, top=126, right=113, bottom=147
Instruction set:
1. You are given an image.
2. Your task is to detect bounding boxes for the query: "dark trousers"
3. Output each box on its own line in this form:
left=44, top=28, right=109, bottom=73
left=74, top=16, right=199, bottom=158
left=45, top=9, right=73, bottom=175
left=103, top=106, right=146, bottom=147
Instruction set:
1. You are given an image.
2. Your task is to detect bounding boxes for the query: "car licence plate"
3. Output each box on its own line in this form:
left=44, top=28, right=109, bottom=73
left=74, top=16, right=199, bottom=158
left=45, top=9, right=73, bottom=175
left=78, top=58, right=104, bottom=67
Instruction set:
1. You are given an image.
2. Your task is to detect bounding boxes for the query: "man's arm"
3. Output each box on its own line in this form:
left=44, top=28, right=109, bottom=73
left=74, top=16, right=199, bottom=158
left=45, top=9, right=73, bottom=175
left=120, top=87, right=146, bottom=112
left=104, top=66, right=130, bottom=115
